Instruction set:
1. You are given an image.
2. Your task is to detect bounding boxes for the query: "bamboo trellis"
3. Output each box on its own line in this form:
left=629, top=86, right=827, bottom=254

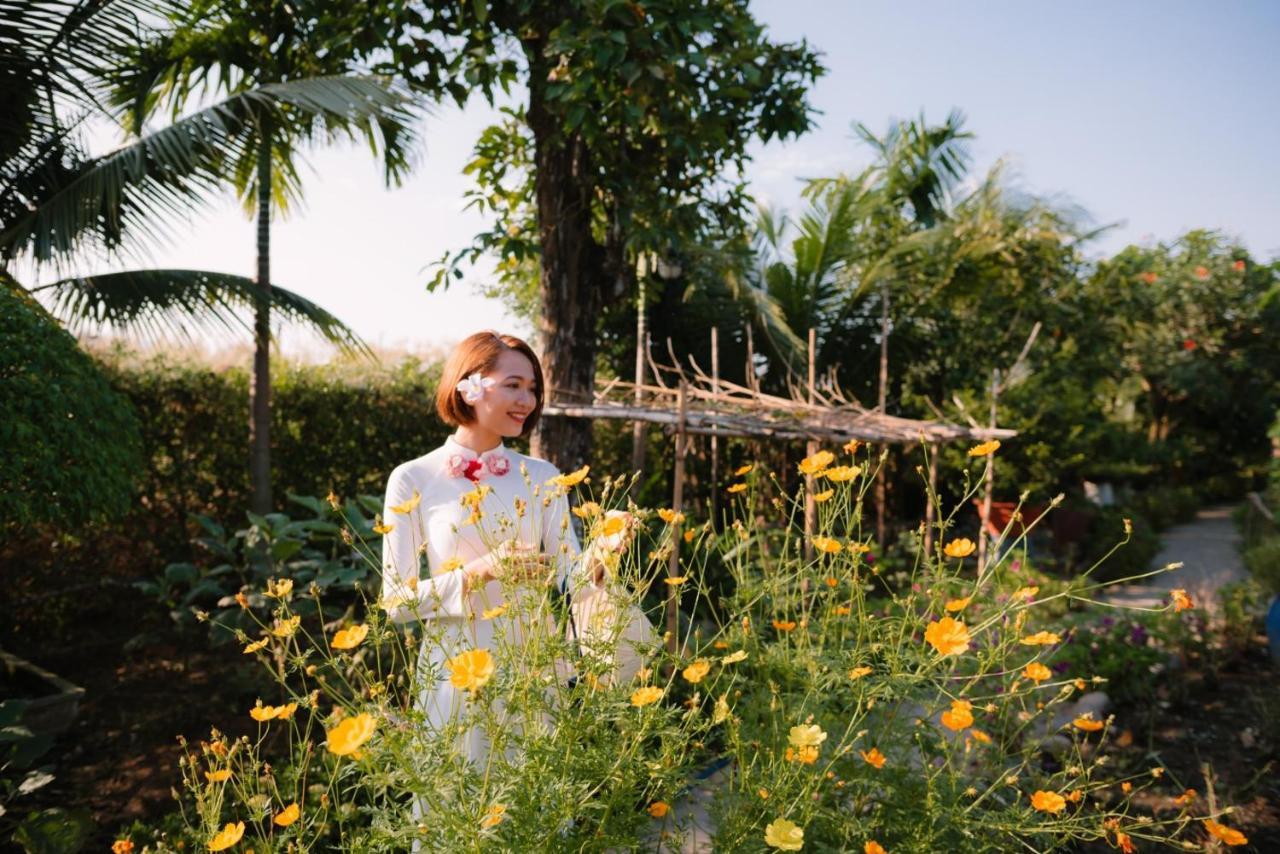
left=541, top=331, right=1017, bottom=654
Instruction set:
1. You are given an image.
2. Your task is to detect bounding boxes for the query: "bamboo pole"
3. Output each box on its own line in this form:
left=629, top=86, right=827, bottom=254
left=710, top=326, right=720, bottom=526
left=666, top=380, right=689, bottom=656
left=924, top=444, right=939, bottom=558
left=977, top=368, right=998, bottom=571
left=804, top=328, right=817, bottom=567
left=876, top=281, right=889, bottom=547
left=631, top=284, right=648, bottom=476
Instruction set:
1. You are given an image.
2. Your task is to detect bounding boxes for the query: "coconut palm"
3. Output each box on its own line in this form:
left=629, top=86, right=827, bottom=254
left=2, top=0, right=423, bottom=514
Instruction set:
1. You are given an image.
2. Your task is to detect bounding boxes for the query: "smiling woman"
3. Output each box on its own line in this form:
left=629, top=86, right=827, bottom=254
left=381, top=329, right=607, bottom=845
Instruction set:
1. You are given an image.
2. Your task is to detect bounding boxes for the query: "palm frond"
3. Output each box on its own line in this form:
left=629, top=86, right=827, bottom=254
left=34, top=268, right=371, bottom=355
left=1, top=75, right=418, bottom=265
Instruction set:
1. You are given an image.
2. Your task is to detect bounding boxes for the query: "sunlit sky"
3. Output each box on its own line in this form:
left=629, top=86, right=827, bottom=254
left=25, top=0, right=1280, bottom=359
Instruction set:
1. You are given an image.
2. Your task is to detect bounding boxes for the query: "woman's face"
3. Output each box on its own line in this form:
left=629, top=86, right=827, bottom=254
left=472, top=348, right=539, bottom=438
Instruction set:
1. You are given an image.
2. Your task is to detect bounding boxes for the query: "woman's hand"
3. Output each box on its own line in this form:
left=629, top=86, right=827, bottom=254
left=487, top=540, right=556, bottom=585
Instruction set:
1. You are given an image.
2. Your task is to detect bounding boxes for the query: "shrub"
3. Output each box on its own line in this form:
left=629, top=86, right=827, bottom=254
left=148, top=444, right=1203, bottom=852
left=1243, top=537, right=1280, bottom=596
left=0, top=278, right=142, bottom=531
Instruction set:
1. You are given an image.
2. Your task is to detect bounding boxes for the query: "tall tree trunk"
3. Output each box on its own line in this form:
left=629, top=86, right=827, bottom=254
left=526, top=48, right=600, bottom=472
left=249, top=129, right=273, bottom=514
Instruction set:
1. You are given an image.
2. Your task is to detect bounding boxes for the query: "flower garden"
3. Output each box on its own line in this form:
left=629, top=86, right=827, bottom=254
left=5, top=2, right=1280, bottom=851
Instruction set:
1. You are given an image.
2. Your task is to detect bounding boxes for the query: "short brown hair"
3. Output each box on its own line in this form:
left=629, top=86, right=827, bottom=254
left=435, top=331, right=544, bottom=438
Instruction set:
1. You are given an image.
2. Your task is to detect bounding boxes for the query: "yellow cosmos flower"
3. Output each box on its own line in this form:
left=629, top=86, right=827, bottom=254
left=332, top=624, right=369, bottom=650
left=860, top=747, right=886, bottom=769
left=813, top=489, right=835, bottom=503
left=250, top=703, right=276, bottom=722
left=684, top=529, right=696, bottom=543
left=243, top=638, right=268, bottom=654
left=648, top=801, right=670, bottom=818
left=786, top=745, right=819, bottom=764
left=274, top=702, right=297, bottom=720
left=822, top=464, right=860, bottom=482
left=389, top=490, right=422, bottom=514
left=112, top=842, right=134, bottom=854
left=865, top=842, right=887, bottom=854
left=940, top=700, right=974, bottom=732
left=549, top=465, right=590, bottom=488
left=788, top=724, right=828, bottom=749
left=682, top=660, right=711, bottom=683
left=664, top=576, right=688, bottom=586
left=207, top=821, right=244, bottom=851
left=1030, top=790, right=1066, bottom=813
left=372, top=519, right=394, bottom=535
left=1171, top=588, right=1194, bottom=612
left=811, top=535, right=842, bottom=554
left=271, top=616, right=301, bottom=638
left=834, top=605, right=852, bottom=616
left=446, top=649, right=496, bottom=693
left=1023, top=662, right=1052, bottom=683
left=481, top=804, right=506, bottom=829
left=924, top=617, right=971, bottom=656
left=713, top=694, right=730, bottom=724
left=1012, top=585, right=1040, bottom=600
left=842, top=439, right=861, bottom=454
left=1019, top=631, right=1061, bottom=646
left=439, top=556, right=464, bottom=574
left=1202, top=819, right=1248, bottom=846
left=848, top=666, right=873, bottom=680
left=598, top=515, right=627, bottom=537
left=943, top=538, right=976, bottom=558
left=726, top=482, right=748, bottom=494
left=630, top=686, right=664, bottom=707
left=734, top=463, right=755, bottom=476
left=460, top=485, right=492, bottom=508
left=482, top=604, right=507, bottom=619
left=205, top=768, right=231, bottom=783
left=722, top=650, right=748, bottom=664
left=657, top=508, right=685, bottom=525
left=772, top=619, right=797, bottom=632
left=797, top=450, right=835, bottom=475
left=944, top=597, right=971, bottom=612
left=1073, top=714, right=1105, bottom=732
left=967, top=439, right=1001, bottom=457
left=274, top=802, right=300, bottom=827
left=572, top=501, right=601, bottom=519
left=764, top=818, right=805, bottom=851
left=970, top=729, right=992, bottom=744
left=326, top=712, right=376, bottom=756
left=265, top=577, right=293, bottom=598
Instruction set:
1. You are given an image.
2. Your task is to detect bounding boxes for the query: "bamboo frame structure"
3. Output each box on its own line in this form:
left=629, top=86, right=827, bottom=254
left=541, top=329, right=1018, bottom=653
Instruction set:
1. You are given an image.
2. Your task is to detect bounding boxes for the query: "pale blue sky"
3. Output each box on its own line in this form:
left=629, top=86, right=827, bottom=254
left=31, top=1, right=1280, bottom=358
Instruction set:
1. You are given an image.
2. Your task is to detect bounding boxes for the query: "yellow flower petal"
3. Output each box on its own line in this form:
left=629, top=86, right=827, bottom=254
left=682, top=660, right=711, bottom=683
left=726, top=482, right=748, bottom=494
left=389, top=490, right=422, bottom=514
left=325, top=712, right=376, bottom=756
left=943, top=538, right=976, bottom=558
left=1030, top=790, right=1066, bottom=813
left=332, top=624, right=369, bottom=650
left=967, top=440, right=1001, bottom=457
left=944, top=597, right=971, bottom=612
left=273, top=802, right=300, bottom=827
left=205, top=769, right=231, bottom=783
left=797, top=450, right=835, bottom=475
left=764, top=818, right=805, bottom=850
left=207, top=821, right=244, bottom=851
left=734, top=464, right=754, bottom=476
left=630, top=686, right=664, bottom=707
left=445, top=648, right=496, bottom=693
left=549, top=465, right=590, bottom=488
left=924, top=617, right=970, bottom=656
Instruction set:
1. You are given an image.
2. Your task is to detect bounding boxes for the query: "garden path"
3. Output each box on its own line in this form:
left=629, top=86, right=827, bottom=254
left=1102, top=504, right=1248, bottom=611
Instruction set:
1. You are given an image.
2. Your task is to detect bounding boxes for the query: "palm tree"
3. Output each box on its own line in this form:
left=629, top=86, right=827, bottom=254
left=2, top=0, right=424, bottom=514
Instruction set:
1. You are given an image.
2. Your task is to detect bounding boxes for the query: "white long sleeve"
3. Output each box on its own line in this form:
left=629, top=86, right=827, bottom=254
left=379, top=464, right=467, bottom=624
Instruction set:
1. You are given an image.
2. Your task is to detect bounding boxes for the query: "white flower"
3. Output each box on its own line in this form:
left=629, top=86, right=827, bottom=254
left=456, top=372, right=496, bottom=404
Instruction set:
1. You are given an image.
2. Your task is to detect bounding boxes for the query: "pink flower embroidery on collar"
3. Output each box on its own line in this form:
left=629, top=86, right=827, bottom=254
left=445, top=447, right=510, bottom=482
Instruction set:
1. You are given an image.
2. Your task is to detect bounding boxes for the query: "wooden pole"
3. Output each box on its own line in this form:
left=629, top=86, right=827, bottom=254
left=875, top=281, right=890, bottom=547
left=977, top=368, right=998, bottom=571
left=666, top=380, right=689, bottom=655
left=710, top=326, right=720, bottom=526
left=804, top=328, right=817, bottom=567
left=631, top=282, right=648, bottom=476
left=924, top=444, right=939, bottom=559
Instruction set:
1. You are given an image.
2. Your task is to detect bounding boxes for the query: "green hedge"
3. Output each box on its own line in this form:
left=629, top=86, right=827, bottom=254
left=0, top=278, right=142, bottom=532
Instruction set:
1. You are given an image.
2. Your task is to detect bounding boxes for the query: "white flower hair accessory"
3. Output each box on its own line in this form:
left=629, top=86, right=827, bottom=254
left=456, top=371, right=496, bottom=404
